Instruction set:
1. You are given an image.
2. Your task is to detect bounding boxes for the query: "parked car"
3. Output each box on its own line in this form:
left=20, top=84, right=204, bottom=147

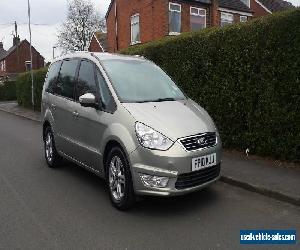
left=41, top=52, right=222, bottom=210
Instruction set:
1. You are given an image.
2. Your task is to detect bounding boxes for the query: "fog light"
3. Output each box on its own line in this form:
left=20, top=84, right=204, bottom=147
left=140, top=174, right=169, bottom=188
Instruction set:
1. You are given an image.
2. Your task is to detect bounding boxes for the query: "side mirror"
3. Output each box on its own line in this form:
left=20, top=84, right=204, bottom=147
left=79, top=93, right=97, bottom=108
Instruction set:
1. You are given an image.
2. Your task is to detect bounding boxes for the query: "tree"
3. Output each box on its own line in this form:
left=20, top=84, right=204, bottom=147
left=57, top=0, right=105, bottom=52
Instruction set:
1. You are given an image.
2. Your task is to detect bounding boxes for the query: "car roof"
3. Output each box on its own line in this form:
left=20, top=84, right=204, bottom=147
left=52, top=52, right=146, bottom=64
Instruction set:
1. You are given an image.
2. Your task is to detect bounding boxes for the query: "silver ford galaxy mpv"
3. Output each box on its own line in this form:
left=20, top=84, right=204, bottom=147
left=42, top=52, right=222, bottom=210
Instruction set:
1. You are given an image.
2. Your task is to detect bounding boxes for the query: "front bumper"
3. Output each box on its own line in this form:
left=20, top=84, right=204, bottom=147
left=129, top=139, right=222, bottom=196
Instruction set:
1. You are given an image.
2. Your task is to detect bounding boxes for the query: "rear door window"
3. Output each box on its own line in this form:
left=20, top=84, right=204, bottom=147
left=55, top=59, right=79, bottom=99
left=45, top=61, right=62, bottom=93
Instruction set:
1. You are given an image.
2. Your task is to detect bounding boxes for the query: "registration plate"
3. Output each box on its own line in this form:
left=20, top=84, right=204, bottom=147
left=192, top=153, right=216, bottom=172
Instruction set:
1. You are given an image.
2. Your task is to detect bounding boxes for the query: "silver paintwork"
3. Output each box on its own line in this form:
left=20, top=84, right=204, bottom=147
left=79, top=93, right=96, bottom=105
left=42, top=52, right=222, bottom=197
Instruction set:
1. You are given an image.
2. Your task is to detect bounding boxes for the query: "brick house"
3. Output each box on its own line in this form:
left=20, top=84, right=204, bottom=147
left=105, top=0, right=294, bottom=52
left=0, top=36, right=45, bottom=79
left=88, top=32, right=108, bottom=52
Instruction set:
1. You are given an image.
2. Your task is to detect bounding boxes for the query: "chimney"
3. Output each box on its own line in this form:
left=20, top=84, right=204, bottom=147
left=13, top=36, right=20, bottom=46
left=0, top=42, right=3, bottom=50
left=211, top=0, right=219, bottom=27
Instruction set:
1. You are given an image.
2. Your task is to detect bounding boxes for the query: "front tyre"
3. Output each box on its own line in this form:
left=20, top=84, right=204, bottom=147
left=44, top=126, right=62, bottom=168
left=106, top=147, right=135, bottom=210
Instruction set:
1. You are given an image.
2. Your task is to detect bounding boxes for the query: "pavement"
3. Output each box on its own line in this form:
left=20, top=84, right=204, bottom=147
left=0, top=110, right=299, bottom=249
left=0, top=101, right=299, bottom=207
left=0, top=101, right=41, bottom=122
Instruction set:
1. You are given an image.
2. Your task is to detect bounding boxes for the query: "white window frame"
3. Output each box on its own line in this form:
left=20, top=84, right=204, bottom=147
left=240, top=16, right=248, bottom=22
left=169, top=2, right=181, bottom=35
left=190, top=7, right=207, bottom=30
left=130, top=13, right=140, bottom=45
left=221, top=12, right=234, bottom=27
left=25, top=61, right=32, bottom=71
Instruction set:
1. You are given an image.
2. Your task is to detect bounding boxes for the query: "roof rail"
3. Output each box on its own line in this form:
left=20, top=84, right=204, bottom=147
left=133, top=54, right=145, bottom=59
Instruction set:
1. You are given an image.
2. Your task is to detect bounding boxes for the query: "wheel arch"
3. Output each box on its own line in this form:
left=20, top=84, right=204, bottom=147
left=103, top=140, right=126, bottom=175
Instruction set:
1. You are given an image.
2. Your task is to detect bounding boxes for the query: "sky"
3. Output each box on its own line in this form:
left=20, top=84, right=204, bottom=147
left=0, top=0, right=299, bottom=62
left=0, top=0, right=111, bottom=62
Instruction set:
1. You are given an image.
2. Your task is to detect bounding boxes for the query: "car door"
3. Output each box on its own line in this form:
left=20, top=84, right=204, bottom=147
left=72, top=60, right=116, bottom=172
left=52, top=59, right=80, bottom=157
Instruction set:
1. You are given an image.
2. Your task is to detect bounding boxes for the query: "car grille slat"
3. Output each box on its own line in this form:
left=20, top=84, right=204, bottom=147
left=175, top=164, right=220, bottom=190
left=180, top=132, right=216, bottom=151
left=176, top=167, right=218, bottom=183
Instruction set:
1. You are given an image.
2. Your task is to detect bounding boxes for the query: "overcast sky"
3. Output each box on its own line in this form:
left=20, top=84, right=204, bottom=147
left=0, top=0, right=299, bottom=62
left=0, top=0, right=111, bottom=62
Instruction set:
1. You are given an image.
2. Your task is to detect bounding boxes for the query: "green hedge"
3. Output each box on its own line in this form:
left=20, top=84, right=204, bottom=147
left=123, top=9, right=300, bottom=162
left=0, top=80, right=16, bottom=101
left=16, top=67, right=47, bottom=111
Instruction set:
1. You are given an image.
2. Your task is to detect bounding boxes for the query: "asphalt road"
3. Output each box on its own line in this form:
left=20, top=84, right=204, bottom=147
left=0, top=110, right=299, bottom=250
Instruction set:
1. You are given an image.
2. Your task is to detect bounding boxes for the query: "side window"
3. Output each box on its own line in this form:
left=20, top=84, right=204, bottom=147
left=96, top=68, right=116, bottom=112
left=169, top=3, right=181, bottom=34
left=45, top=61, right=62, bottom=93
left=56, top=59, right=78, bottom=99
left=76, top=60, right=98, bottom=100
left=130, top=14, right=140, bottom=45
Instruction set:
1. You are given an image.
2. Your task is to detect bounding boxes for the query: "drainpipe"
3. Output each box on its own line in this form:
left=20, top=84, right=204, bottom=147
left=115, top=0, right=119, bottom=51
left=211, top=0, right=219, bottom=27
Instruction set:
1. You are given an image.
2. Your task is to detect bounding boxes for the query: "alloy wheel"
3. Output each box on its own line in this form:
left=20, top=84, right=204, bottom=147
left=109, top=155, right=126, bottom=202
left=45, top=132, right=53, bottom=163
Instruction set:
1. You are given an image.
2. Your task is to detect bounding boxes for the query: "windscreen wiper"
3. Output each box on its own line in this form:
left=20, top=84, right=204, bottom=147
left=152, top=98, right=175, bottom=102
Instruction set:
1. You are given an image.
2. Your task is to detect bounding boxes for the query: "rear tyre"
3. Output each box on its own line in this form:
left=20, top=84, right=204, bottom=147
left=44, top=126, right=62, bottom=168
left=106, top=146, right=135, bottom=210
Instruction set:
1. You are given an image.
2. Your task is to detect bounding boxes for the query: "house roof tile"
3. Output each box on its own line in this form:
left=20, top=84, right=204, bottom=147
left=258, top=0, right=294, bottom=12
left=94, top=32, right=108, bottom=52
left=219, top=0, right=252, bottom=13
left=0, top=40, right=44, bottom=62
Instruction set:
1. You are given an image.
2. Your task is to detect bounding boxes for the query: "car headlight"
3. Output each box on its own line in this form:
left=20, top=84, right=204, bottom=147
left=135, top=122, right=173, bottom=150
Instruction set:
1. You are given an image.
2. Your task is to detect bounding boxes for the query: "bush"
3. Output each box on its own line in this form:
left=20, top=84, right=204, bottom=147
left=0, top=80, right=16, bottom=101
left=123, top=9, right=300, bottom=162
left=16, top=67, right=47, bottom=111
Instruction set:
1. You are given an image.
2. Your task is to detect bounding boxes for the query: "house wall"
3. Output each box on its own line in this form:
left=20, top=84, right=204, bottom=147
left=250, top=0, right=270, bottom=17
left=107, top=0, right=169, bottom=52
left=106, top=1, right=117, bottom=52
left=106, top=0, right=261, bottom=52
left=1, top=40, right=44, bottom=75
left=106, top=0, right=213, bottom=52
left=88, top=36, right=103, bottom=52
left=170, top=0, right=211, bottom=32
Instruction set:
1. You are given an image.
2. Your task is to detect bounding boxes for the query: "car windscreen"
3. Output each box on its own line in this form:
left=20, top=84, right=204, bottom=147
left=101, top=59, right=186, bottom=103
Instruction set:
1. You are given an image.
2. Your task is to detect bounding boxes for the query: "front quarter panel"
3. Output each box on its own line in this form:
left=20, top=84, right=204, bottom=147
left=42, top=93, right=56, bottom=133
left=101, top=121, right=138, bottom=159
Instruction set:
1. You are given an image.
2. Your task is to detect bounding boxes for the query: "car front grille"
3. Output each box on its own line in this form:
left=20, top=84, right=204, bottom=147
left=175, top=164, right=220, bottom=190
left=180, top=132, right=217, bottom=151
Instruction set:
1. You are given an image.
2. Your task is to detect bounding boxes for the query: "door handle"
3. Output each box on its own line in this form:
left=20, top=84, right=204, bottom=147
left=72, top=111, right=79, bottom=118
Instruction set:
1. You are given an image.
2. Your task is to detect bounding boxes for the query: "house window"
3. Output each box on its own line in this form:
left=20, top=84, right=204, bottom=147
left=190, top=7, right=206, bottom=31
left=25, top=61, right=32, bottom=71
left=240, top=0, right=250, bottom=8
left=220, top=12, right=234, bottom=27
left=0, top=60, right=6, bottom=72
left=240, top=16, right=248, bottom=22
left=131, top=14, right=140, bottom=45
left=169, top=3, right=181, bottom=35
